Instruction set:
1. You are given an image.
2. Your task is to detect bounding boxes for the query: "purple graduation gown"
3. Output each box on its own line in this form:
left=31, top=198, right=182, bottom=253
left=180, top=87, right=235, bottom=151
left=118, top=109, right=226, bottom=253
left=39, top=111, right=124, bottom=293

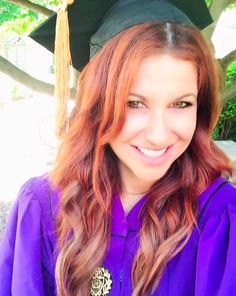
left=0, top=174, right=236, bottom=295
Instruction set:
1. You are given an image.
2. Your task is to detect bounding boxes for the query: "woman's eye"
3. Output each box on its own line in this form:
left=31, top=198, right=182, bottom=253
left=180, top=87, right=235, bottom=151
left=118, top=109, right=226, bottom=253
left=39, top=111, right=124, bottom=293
left=127, top=100, right=144, bottom=108
left=172, top=101, right=193, bottom=108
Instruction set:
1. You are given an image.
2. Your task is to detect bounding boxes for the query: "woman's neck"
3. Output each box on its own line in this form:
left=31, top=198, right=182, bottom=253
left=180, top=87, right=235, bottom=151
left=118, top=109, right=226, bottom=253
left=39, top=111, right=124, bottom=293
left=120, top=190, right=147, bottom=215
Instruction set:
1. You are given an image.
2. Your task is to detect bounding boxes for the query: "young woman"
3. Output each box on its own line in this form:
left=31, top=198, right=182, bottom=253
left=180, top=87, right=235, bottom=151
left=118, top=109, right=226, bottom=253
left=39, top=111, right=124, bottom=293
left=1, top=22, right=236, bottom=296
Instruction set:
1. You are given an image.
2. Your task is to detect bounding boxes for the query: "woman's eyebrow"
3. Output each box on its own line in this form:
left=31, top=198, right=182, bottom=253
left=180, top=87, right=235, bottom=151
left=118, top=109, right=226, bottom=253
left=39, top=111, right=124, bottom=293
left=129, top=92, right=197, bottom=101
left=129, top=93, right=148, bottom=103
left=173, top=93, right=198, bottom=101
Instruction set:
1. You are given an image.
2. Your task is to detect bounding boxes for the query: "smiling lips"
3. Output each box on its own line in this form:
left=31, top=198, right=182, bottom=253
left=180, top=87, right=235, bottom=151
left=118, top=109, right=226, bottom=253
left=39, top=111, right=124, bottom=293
left=135, top=146, right=168, bottom=158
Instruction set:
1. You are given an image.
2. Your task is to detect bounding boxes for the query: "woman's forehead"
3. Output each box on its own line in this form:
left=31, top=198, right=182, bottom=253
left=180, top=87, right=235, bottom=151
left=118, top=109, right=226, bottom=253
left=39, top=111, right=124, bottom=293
left=130, top=53, right=198, bottom=91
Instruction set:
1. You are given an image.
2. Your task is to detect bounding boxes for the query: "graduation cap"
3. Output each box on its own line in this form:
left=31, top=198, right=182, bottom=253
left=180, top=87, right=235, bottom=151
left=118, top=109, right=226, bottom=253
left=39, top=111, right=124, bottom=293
left=30, top=0, right=212, bottom=136
left=31, top=0, right=212, bottom=71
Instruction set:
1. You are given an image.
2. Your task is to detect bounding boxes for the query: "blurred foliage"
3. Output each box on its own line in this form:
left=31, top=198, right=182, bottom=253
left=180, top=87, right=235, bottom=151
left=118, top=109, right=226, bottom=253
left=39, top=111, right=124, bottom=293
left=33, top=0, right=60, bottom=7
left=205, top=0, right=212, bottom=7
left=0, top=0, right=59, bottom=35
left=0, top=2, right=25, bottom=25
left=226, top=61, right=236, bottom=87
left=213, top=61, right=236, bottom=140
left=1, top=14, right=46, bottom=35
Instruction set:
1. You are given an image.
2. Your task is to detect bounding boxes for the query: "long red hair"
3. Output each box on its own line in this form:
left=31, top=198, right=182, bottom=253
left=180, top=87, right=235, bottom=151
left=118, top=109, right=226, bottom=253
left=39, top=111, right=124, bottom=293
left=50, top=22, right=232, bottom=295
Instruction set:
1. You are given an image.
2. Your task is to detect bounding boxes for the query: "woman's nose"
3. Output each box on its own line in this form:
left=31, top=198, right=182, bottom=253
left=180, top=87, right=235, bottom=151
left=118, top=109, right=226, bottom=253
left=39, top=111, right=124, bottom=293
left=144, top=111, right=170, bottom=146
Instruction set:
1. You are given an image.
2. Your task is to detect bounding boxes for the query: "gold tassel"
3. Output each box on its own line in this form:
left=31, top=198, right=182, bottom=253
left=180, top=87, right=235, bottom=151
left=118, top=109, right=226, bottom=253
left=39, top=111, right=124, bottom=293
left=54, top=0, right=74, bottom=137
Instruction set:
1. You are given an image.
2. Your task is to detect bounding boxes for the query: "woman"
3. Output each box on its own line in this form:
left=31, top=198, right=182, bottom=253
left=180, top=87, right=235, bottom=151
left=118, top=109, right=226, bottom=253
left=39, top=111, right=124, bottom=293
left=1, top=22, right=236, bottom=296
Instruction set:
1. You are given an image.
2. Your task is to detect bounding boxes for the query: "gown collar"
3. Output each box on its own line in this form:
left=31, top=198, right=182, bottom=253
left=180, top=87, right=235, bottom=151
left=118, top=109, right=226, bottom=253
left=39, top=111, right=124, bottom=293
left=111, top=193, right=147, bottom=236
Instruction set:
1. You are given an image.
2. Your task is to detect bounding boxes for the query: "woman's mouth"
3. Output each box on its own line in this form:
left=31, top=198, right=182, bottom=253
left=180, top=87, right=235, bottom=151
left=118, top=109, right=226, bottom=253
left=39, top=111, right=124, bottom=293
left=135, top=146, right=167, bottom=158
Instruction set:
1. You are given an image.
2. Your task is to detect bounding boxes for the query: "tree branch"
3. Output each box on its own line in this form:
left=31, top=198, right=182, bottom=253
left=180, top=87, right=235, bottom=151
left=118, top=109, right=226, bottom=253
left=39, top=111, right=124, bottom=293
left=220, top=49, right=236, bottom=70
left=231, top=73, right=236, bottom=84
left=0, top=55, right=55, bottom=96
left=203, top=0, right=236, bottom=39
left=226, top=0, right=236, bottom=6
left=0, top=55, right=77, bottom=98
left=221, top=83, right=236, bottom=105
left=5, top=0, right=54, bottom=17
left=208, top=0, right=213, bottom=10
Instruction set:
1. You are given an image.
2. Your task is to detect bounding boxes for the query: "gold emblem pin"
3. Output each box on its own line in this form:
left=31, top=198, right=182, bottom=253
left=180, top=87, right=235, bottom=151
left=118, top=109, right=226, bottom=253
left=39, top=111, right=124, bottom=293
left=91, top=266, right=113, bottom=296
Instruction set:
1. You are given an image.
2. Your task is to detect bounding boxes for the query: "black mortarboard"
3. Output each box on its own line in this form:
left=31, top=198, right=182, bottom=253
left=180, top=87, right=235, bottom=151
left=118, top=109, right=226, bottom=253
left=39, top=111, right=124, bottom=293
left=30, top=0, right=212, bottom=71
left=30, top=0, right=212, bottom=136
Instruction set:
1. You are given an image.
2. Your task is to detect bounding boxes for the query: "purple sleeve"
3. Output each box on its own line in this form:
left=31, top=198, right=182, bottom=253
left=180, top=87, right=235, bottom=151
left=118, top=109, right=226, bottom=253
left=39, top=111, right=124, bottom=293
left=0, top=179, right=47, bottom=296
left=195, top=203, right=236, bottom=295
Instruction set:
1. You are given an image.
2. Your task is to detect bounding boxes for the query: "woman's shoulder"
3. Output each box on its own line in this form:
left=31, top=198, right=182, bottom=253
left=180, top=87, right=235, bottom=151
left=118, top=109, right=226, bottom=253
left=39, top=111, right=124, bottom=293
left=1, top=173, right=60, bottom=250
left=198, top=176, right=236, bottom=227
left=17, top=173, right=60, bottom=224
left=194, top=178, right=236, bottom=295
left=0, top=174, right=59, bottom=294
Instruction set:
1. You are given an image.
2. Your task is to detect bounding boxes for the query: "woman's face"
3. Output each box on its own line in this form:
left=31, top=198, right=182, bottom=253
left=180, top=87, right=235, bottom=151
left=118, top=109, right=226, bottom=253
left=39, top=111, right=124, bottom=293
left=109, top=53, right=198, bottom=193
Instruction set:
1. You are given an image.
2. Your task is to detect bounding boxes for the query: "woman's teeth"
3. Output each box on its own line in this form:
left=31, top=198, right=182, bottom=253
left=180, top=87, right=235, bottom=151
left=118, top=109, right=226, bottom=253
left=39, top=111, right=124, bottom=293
left=137, top=147, right=167, bottom=157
